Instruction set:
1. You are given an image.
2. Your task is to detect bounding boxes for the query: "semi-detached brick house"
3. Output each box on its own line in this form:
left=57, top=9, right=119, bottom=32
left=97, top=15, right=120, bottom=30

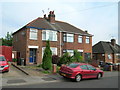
left=12, top=11, right=93, bottom=65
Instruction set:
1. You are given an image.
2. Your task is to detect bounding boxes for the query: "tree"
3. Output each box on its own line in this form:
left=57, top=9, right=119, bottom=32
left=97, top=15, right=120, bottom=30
left=42, top=40, right=52, bottom=70
left=72, top=50, right=83, bottom=63
left=2, top=32, right=13, bottom=46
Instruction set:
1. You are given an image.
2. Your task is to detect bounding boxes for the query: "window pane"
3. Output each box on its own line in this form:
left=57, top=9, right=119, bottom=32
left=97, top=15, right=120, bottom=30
left=80, top=65, right=88, bottom=70
left=84, top=53, right=91, bottom=60
left=78, top=35, right=82, bottom=43
left=67, top=63, right=79, bottom=68
left=42, top=31, right=46, bottom=40
left=66, top=34, right=74, bottom=42
left=67, top=50, right=74, bottom=56
left=86, top=36, right=90, bottom=43
left=51, top=47, right=57, bottom=55
left=108, top=54, right=112, bottom=59
left=30, top=28, right=38, bottom=40
left=42, top=30, right=57, bottom=41
left=87, top=65, right=95, bottom=70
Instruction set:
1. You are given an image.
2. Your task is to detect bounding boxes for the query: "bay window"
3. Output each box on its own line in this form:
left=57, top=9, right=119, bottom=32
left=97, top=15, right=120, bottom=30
left=42, top=30, right=57, bottom=41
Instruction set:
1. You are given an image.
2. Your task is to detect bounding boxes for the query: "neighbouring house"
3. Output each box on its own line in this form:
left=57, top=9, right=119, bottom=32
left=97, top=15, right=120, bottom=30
left=12, top=11, right=93, bottom=65
left=92, top=39, right=120, bottom=64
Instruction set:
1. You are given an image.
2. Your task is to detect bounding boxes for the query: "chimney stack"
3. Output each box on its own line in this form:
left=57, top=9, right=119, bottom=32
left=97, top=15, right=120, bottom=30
left=111, top=39, right=116, bottom=46
left=48, top=11, right=55, bottom=24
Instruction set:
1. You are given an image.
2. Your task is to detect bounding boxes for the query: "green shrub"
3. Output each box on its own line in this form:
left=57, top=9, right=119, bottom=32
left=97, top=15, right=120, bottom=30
left=37, top=64, right=42, bottom=68
left=72, top=50, right=84, bottom=63
left=42, top=70, right=51, bottom=74
left=42, top=40, right=52, bottom=70
left=12, top=58, right=17, bottom=62
left=59, top=52, right=72, bottom=66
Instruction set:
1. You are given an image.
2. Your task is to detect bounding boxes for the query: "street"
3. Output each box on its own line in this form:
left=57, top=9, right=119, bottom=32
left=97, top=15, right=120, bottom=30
left=0, top=63, right=119, bottom=88
left=2, top=76, right=119, bottom=88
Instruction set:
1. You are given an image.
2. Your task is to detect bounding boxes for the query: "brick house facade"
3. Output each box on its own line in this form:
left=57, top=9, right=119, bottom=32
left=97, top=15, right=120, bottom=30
left=13, top=11, right=93, bottom=65
left=92, top=39, right=120, bottom=64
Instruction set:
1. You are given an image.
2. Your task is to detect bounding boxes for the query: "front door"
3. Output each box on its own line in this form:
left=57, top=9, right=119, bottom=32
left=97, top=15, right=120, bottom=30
left=29, top=49, right=37, bottom=64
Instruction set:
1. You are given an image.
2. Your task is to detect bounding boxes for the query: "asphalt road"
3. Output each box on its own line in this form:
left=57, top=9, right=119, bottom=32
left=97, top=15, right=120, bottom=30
left=3, top=75, right=119, bottom=88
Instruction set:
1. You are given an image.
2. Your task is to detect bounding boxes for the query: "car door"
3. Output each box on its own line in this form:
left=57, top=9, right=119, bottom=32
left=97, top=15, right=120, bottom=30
left=87, top=65, right=98, bottom=78
left=80, top=65, right=91, bottom=79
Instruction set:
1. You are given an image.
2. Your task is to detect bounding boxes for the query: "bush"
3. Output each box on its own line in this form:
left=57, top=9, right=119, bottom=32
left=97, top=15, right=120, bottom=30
left=42, top=40, right=52, bottom=70
left=72, top=50, right=84, bottom=63
left=52, top=55, right=60, bottom=64
left=58, top=52, right=72, bottom=66
left=37, top=64, right=42, bottom=68
left=12, top=58, right=17, bottom=62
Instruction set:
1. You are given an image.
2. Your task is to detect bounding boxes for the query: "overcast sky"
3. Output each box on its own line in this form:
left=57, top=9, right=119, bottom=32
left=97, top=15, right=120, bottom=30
left=0, top=0, right=119, bottom=45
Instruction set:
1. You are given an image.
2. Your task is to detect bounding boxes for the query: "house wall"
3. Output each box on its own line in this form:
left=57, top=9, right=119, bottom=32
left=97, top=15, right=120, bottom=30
left=13, top=28, right=27, bottom=62
left=13, top=28, right=92, bottom=65
left=62, top=34, right=92, bottom=59
left=93, top=53, right=105, bottom=62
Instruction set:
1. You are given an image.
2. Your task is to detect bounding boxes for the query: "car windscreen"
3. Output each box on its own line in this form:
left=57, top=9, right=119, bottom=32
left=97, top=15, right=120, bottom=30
left=67, top=63, right=79, bottom=68
left=0, top=56, right=6, bottom=61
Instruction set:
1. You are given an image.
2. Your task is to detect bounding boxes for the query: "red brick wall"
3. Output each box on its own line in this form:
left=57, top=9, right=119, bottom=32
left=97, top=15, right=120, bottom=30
left=13, top=28, right=92, bottom=65
left=13, top=28, right=27, bottom=60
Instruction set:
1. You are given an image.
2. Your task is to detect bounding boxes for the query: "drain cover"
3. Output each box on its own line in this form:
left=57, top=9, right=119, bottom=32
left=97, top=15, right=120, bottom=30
left=42, top=77, right=56, bottom=81
left=7, top=79, right=26, bottom=84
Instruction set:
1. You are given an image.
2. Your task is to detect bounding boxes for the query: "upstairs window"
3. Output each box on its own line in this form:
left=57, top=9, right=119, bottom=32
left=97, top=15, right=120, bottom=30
left=29, top=28, right=38, bottom=40
left=63, top=33, right=74, bottom=42
left=78, top=35, right=83, bottom=43
left=42, top=30, right=57, bottom=41
left=86, top=36, right=90, bottom=43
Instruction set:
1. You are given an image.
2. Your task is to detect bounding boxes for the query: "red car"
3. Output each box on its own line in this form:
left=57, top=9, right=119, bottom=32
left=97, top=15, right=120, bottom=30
left=0, top=54, right=9, bottom=72
left=59, top=63, right=104, bottom=82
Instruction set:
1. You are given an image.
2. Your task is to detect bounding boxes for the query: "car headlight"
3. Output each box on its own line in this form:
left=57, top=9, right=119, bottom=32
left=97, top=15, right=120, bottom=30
left=4, top=65, right=9, bottom=68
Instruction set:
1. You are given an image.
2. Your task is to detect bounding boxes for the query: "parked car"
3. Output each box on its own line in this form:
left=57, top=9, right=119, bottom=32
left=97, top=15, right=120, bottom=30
left=59, top=63, right=104, bottom=82
left=0, top=54, right=9, bottom=72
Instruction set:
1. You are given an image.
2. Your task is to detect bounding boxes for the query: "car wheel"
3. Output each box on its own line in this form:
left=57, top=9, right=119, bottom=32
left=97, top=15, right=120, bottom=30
left=97, top=73, right=101, bottom=79
left=75, top=74, right=82, bottom=82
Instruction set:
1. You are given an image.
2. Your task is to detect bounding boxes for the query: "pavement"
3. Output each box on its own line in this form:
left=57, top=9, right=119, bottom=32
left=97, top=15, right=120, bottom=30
left=1, top=62, right=63, bottom=87
left=0, top=62, right=119, bottom=87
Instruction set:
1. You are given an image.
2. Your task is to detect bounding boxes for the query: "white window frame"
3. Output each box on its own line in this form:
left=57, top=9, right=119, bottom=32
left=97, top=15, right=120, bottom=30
left=86, top=36, right=90, bottom=44
left=42, top=47, right=57, bottom=58
left=78, top=35, right=83, bottom=43
left=63, top=49, right=74, bottom=56
left=42, top=30, right=57, bottom=41
left=29, top=28, right=38, bottom=40
left=63, top=33, right=74, bottom=42
left=108, top=54, right=112, bottom=59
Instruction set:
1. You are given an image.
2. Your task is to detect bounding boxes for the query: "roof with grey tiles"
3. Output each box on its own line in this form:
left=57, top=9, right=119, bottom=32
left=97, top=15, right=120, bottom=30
left=93, top=41, right=120, bottom=54
left=13, top=17, right=92, bottom=36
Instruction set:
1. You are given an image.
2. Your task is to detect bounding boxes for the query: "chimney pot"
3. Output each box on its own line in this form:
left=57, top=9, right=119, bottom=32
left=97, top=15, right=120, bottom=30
left=85, top=30, right=88, bottom=33
left=48, top=11, right=55, bottom=24
left=111, top=39, right=116, bottom=46
left=44, top=14, right=46, bottom=18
